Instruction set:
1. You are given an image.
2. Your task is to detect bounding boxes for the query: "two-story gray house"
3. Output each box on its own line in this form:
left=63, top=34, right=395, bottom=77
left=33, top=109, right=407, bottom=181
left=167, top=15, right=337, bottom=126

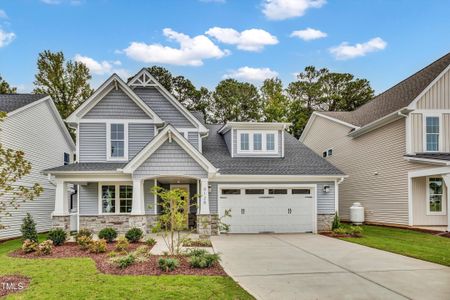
left=45, top=69, right=345, bottom=235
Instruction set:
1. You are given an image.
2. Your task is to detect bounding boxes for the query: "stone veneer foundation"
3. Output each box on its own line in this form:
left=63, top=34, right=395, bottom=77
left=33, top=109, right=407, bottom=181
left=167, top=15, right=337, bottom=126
left=196, top=214, right=219, bottom=237
left=317, top=214, right=335, bottom=231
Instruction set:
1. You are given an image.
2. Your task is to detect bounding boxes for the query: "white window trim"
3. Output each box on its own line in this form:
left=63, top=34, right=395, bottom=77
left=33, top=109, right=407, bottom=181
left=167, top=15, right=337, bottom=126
left=423, top=114, right=442, bottom=153
left=236, top=130, right=279, bottom=154
left=322, top=148, right=333, bottom=158
left=98, top=182, right=133, bottom=215
left=106, top=122, right=129, bottom=161
left=426, top=177, right=447, bottom=216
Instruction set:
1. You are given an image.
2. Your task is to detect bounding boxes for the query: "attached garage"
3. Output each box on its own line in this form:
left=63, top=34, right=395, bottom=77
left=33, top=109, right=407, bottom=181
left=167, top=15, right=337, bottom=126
left=218, top=185, right=317, bottom=233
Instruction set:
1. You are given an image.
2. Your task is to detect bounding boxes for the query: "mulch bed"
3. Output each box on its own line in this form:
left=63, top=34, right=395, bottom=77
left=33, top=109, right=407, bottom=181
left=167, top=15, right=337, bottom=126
left=0, top=275, right=30, bottom=297
left=10, top=242, right=226, bottom=276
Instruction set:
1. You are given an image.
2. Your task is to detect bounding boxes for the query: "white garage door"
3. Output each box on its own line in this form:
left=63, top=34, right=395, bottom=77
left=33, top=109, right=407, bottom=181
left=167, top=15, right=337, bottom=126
left=218, top=186, right=315, bottom=233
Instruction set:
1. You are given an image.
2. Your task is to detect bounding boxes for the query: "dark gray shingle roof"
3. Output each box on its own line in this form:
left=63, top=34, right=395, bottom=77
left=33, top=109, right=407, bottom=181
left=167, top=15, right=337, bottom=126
left=405, top=153, right=450, bottom=162
left=321, top=52, right=450, bottom=127
left=202, top=124, right=344, bottom=175
left=0, top=94, right=47, bottom=113
left=44, top=162, right=126, bottom=173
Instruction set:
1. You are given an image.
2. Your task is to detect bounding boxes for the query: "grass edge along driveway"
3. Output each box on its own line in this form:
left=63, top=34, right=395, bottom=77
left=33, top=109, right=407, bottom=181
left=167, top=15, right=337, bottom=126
left=0, top=235, right=253, bottom=300
left=339, top=225, right=450, bottom=267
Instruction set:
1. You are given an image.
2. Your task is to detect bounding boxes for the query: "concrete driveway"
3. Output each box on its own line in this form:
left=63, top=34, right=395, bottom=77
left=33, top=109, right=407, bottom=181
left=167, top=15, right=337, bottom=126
left=211, top=234, right=450, bottom=300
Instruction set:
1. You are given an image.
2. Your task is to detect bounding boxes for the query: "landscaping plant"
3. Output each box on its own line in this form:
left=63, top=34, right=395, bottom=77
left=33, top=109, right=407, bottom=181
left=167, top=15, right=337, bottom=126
left=158, top=257, right=179, bottom=272
left=88, top=239, right=107, bottom=253
left=98, top=227, right=117, bottom=243
left=47, top=228, right=67, bottom=246
left=116, top=254, right=135, bottom=269
left=331, top=212, right=341, bottom=231
left=125, top=227, right=143, bottom=243
left=20, top=213, right=38, bottom=242
left=76, top=228, right=93, bottom=242
left=22, top=239, right=38, bottom=253
left=36, top=240, right=53, bottom=255
left=115, top=236, right=129, bottom=253
left=187, top=249, right=220, bottom=268
left=183, top=238, right=212, bottom=247
left=145, top=237, right=157, bottom=247
left=77, top=235, right=92, bottom=251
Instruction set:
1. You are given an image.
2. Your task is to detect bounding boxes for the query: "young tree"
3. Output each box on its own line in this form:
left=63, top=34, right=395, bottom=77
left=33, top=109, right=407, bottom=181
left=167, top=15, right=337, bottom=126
left=211, top=79, right=262, bottom=123
left=33, top=50, right=93, bottom=119
left=0, top=112, right=43, bottom=230
left=261, top=78, right=290, bottom=122
left=0, top=75, right=17, bottom=94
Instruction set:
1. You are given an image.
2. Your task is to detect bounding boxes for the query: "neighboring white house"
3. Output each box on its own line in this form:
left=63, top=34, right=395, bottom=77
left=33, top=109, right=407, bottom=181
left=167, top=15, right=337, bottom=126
left=0, top=94, right=75, bottom=240
left=301, top=52, right=450, bottom=231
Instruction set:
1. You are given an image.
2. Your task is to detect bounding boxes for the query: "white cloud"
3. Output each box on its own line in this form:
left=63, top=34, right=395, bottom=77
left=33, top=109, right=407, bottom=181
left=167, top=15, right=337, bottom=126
left=123, top=28, right=228, bottom=66
left=206, top=27, right=278, bottom=52
left=0, top=29, right=15, bottom=48
left=74, top=55, right=129, bottom=78
left=329, top=37, right=387, bottom=60
left=262, top=0, right=326, bottom=20
left=0, top=10, right=8, bottom=19
left=290, top=28, right=327, bottom=41
left=41, top=0, right=62, bottom=4
left=223, top=66, right=278, bottom=82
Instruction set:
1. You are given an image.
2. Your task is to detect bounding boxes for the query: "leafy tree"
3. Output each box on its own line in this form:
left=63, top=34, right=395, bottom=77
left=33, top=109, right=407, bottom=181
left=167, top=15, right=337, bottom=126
left=33, top=50, right=93, bottom=119
left=0, top=75, right=17, bottom=94
left=261, top=78, right=290, bottom=122
left=146, top=65, right=173, bottom=92
left=211, top=79, right=262, bottom=123
left=0, top=112, right=43, bottom=230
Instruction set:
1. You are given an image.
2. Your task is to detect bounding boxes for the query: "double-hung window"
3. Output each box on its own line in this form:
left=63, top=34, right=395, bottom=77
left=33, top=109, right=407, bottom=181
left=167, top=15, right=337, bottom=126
left=101, top=184, right=133, bottom=214
left=240, top=133, right=250, bottom=150
left=427, top=177, right=445, bottom=215
left=266, top=133, right=275, bottom=151
left=253, top=133, right=262, bottom=151
left=238, top=131, right=278, bottom=154
left=425, top=116, right=440, bottom=152
left=109, top=123, right=127, bottom=160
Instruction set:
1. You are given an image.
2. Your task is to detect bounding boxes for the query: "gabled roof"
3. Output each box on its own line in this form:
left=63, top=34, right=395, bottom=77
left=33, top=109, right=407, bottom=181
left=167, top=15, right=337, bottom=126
left=0, top=94, right=47, bottom=113
left=66, top=74, right=163, bottom=124
left=123, top=124, right=217, bottom=174
left=320, top=52, right=450, bottom=127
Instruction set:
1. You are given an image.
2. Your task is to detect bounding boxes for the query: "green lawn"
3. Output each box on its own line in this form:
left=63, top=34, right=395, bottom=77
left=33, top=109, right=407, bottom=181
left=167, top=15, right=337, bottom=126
left=339, top=225, right=450, bottom=266
left=0, top=235, right=253, bottom=299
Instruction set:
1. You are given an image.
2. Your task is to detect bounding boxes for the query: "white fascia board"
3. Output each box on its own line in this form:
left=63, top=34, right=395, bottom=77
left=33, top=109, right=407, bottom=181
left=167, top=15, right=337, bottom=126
left=128, top=68, right=209, bottom=133
left=6, top=95, right=49, bottom=116
left=211, top=174, right=348, bottom=182
left=123, top=125, right=217, bottom=174
left=314, top=112, right=359, bottom=129
left=218, top=121, right=292, bottom=134
left=48, top=173, right=132, bottom=182
left=300, top=112, right=358, bottom=142
left=404, top=156, right=450, bottom=166
left=299, top=113, right=317, bottom=142
left=408, top=166, right=450, bottom=178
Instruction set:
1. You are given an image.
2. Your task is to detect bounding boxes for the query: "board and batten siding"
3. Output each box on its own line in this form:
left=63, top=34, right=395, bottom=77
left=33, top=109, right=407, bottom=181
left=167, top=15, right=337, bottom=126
left=410, top=113, right=423, bottom=153
left=79, top=123, right=107, bottom=162
left=0, top=100, right=73, bottom=239
left=84, top=89, right=149, bottom=119
left=303, top=116, right=434, bottom=225
left=128, top=123, right=154, bottom=159
left=443, top=113, right=450, bottom=152
left=133, top=140, right=207, bottom=179
left=134, top=87, right=195, bottom=128
left=412, top=177, right=447, bottom=225
left=209, top=182, right=335, bottom=215
left=416, top=68, right=450, bottom=109
left=232, top=129, right=283, bottom=157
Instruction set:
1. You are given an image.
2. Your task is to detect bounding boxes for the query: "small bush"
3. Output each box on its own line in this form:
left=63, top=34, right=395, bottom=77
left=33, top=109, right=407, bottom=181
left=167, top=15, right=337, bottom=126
left=98, top=227, right=117, bottom=243
left=158, top=257, right=179, bottom=272
left=135, top=245, right=151, bottom=257
left=77, top=235, right=92, bottom=251
left=76, top=228, right=93, bottom=242
left=48, top=228, right=67, bottom=246
left=107, top=251, right=118, bottom=258
left=187, top=249, right=220, bottom=268
left=21, top=213, right=38, bottom=242
left=88, top=239, right=107, bottom=253
left=187, top=249, right=208, bottom=257
left=332, top=227, right=347, bottom=235
left=115, top=236, right=129, bottom=252
left=145, top=238, right=157, bottom=247
left=331, top=212, right=341, bottom=231
left=125, top=228, right=143, bottom=243
left=349, top=226, right=363, bottom=237
left=117, top=254, right=135, bottom=269
left=183, top=238, right=212, bottom=247
left=22, top=239, right=38, bottom=253
left=37, top=240, right=53, bottom=255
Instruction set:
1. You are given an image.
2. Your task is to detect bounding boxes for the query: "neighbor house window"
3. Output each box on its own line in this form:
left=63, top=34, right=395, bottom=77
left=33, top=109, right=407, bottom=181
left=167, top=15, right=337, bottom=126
left=101, top=184, right=132, bottom=214
left=238, top=131, right=278, bottom=154
left=240, top=133, right=249, bottom=151
left=323, top=148, right=333, bottom=158
left=64, top=152, right=70, bottom=165
left=425, top=117, right=439, bottom=152
left=110, top=123, right=125, bottom=158
left=427, top=177, right=445, bottom=214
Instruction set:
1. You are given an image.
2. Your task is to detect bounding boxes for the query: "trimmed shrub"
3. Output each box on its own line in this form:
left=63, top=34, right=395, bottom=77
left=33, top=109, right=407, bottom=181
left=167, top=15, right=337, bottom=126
left=117, top=254, right=135, bottom=269
left=76, top=228, right=93, bottom=242
left=331, top=212, right=341, bottom=231
left=186, top=249, right=208, bottom=257
left=37, top=240, right=53, bottom=255
left=48, top=228, right=67, bottom=246
left=187, top=249, right=220, bottom=268
left=88, top=239, right=107, bottom=253
left=125, top=228, right=143, bottom=243
left=145, top=238, right=157, bottom=247
left=77, top=235, right=92, bottom=251
left=135, top=245, right=151, bottom=257
left=332, top=227, right=347, bottom=235
left=115, top=236, right=129, bottom=252
left=21, top=213, right=38, bottom=242
left=158, top=257, right=179, bottom=272
left=22, top=239, right=38, bottom=253
left=98, top=227, right=117, bottom=243
left=183, top=238, right=212, bottom=247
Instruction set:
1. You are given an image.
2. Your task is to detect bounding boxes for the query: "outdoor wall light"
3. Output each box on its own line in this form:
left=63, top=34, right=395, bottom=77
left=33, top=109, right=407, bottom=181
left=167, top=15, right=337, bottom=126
left=323, top=185, right=330, bottom=193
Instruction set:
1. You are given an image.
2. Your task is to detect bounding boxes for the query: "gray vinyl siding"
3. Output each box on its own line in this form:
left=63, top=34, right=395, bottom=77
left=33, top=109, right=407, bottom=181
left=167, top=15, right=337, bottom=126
left=232, top=129, right=283, bottom=157
left=223, top=130, right=232, bottom=155
left=79, top=123, right=107, bottom=162
left=84, top=89, right=149, bottom=119
left=187, top=132, right=200, bottom=150
left=133, top=140, right=207, bottom=179
left=79, top=183, right=98, bottom=215
left=133, top=87, right=195, bottom=128
left=209, top=181, right=335, bottom=215
left=144, top=180, right=156, bottom=214
left=0, top=100, right=73, bottom=240
left=129, top=124, right=155, bottom=159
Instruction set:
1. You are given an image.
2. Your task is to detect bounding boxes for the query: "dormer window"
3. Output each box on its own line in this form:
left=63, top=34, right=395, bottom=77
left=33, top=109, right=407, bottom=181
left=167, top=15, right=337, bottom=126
left=237, top=130, right=278, bottom=154
left=107, top=123, right=128, bottom=160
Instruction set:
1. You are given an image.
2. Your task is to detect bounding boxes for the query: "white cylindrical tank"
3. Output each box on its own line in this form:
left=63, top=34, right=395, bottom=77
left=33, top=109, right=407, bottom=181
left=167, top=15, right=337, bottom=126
left=350, top=202, right=364, bottom=225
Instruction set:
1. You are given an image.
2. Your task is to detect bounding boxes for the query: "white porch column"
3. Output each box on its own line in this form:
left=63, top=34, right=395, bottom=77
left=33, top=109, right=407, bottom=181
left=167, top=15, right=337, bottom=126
left=53, top=179, right=69, bottom=216
left=199, top=178, right=210, bottom=215
left=131, top=179, right=145, bottom=215
left=444, top=175, right=450, bottom=232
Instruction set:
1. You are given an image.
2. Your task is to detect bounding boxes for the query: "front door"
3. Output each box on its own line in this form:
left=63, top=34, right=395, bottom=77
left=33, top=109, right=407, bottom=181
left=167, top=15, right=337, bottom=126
left=170, top=184, right=190, bottom=227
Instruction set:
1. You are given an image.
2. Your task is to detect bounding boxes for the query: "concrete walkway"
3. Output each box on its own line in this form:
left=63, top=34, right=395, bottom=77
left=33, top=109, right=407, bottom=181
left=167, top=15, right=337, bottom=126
left=211, top=234, right=450, bottom=300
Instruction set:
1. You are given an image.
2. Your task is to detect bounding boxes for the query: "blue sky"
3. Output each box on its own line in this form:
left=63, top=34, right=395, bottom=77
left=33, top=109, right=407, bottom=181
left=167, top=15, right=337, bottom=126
left=0, top=0, right=449, bottom=94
